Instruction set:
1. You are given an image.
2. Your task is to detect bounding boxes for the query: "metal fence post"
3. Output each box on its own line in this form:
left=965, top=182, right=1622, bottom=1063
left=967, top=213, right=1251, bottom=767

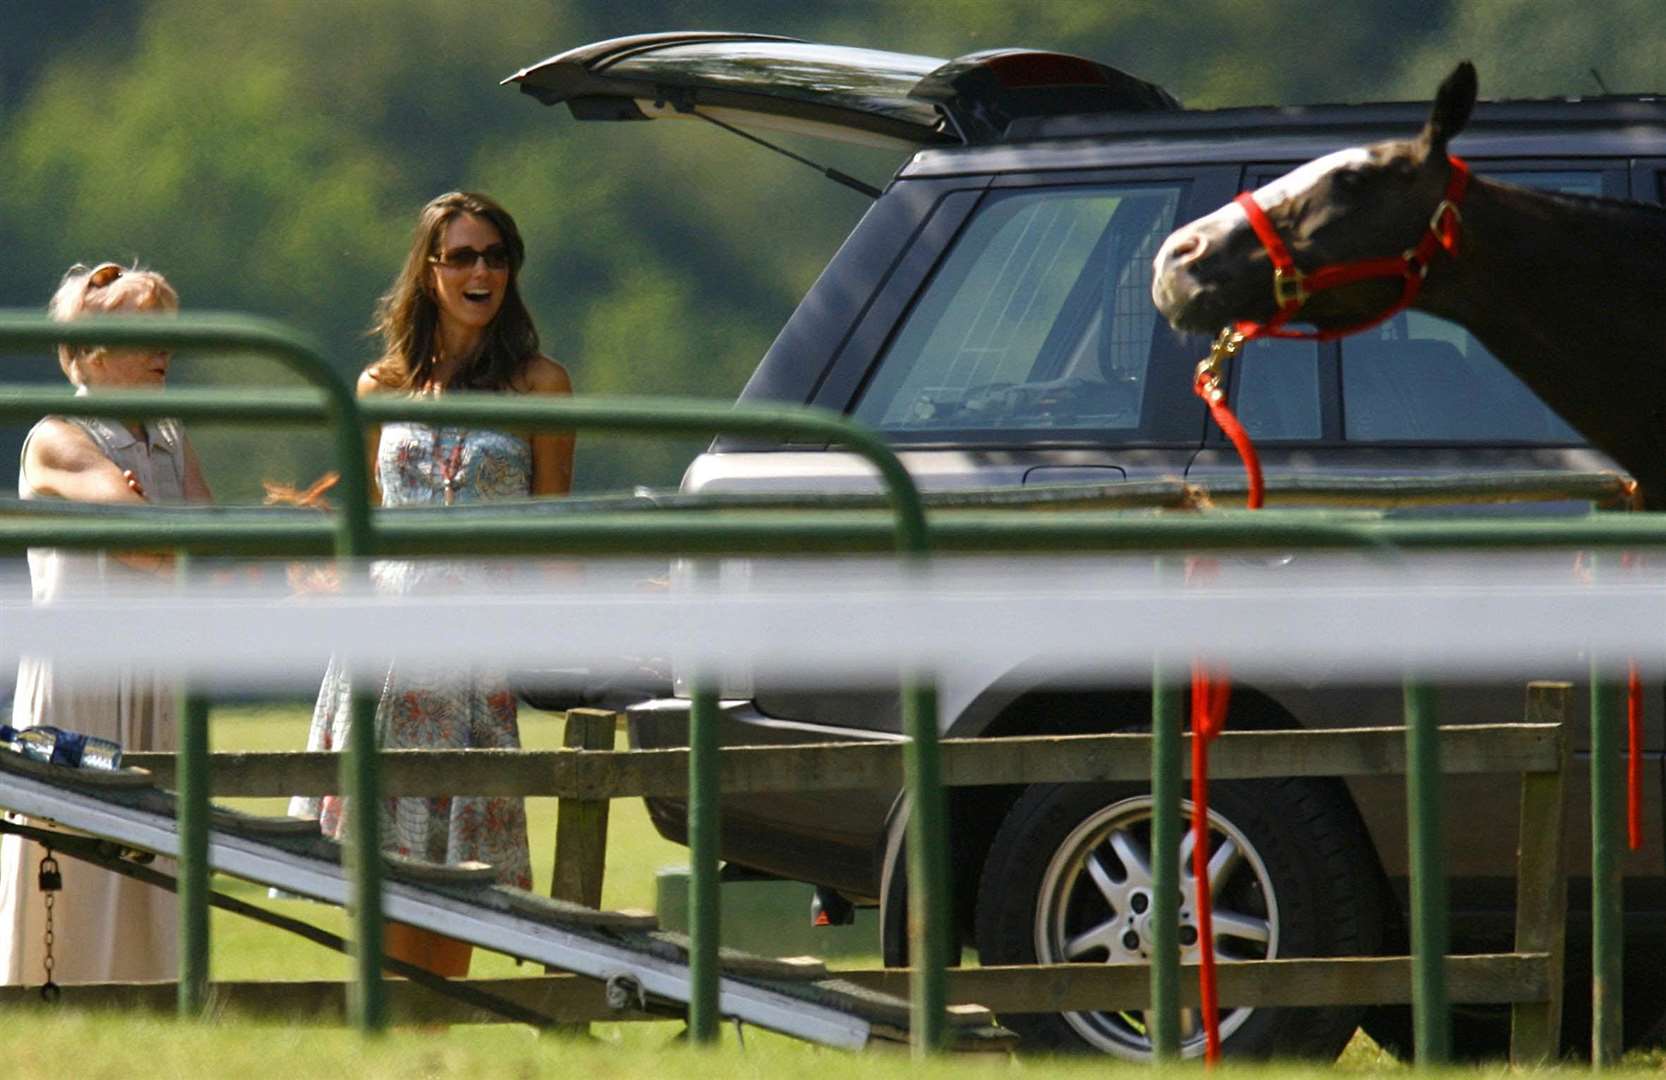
left=1404, top=676, right=1450, bottom=1064
left=687, top=680, right=722, bottom=1043
left=175, top=547, right=210, bottom=1017
left=1149, top=647, right=1184, bottom=1061
left=1590, top=655, right=1624, bottom=1064
left=903, top=678, right=949, bottom=1054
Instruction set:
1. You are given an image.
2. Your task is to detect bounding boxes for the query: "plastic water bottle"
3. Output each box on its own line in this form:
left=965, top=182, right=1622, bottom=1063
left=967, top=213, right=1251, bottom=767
left=0, top=723, right=123, bottom=771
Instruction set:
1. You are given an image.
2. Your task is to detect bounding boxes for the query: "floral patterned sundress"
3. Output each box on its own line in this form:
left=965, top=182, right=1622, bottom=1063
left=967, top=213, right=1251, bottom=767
left=289, top=423, right=534, bottom=889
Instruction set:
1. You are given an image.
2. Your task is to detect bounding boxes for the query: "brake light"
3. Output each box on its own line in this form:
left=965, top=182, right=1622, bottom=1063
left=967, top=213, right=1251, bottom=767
left=980, top=52, right=1113, bottom=89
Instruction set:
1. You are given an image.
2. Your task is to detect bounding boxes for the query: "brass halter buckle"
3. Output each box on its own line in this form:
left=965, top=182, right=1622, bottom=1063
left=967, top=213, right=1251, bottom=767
left=1195, top=327, right=1246, bottom=405
left=1272, top=266, right=1308, bottom=308
left=1428, top=198, right=1462, bottom=235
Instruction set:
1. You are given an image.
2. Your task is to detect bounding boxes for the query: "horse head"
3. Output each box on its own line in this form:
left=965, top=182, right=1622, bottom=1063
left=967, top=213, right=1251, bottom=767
left=1152, top=62, right=1478, bottom=336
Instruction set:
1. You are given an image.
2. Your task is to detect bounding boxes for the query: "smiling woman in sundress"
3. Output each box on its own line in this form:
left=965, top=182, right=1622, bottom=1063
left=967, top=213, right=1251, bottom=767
left=289, top=191, right=573, bottom=977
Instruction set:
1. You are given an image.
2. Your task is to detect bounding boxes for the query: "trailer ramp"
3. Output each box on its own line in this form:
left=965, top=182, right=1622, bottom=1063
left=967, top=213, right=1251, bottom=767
left=0, top=751, right=1009, bottom=1050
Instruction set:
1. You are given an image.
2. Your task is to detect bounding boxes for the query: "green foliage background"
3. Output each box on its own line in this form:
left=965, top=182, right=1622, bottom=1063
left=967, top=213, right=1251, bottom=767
left=2, top=0, right=1661, bottom=500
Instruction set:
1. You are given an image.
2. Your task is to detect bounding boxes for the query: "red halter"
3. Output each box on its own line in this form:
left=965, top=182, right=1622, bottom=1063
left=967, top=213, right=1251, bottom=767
left=1232, top=155, right=1471, bottom=341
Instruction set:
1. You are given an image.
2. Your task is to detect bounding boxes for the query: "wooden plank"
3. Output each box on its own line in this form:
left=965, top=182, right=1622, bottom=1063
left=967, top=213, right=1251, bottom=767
left=1511, top=683, right=1572, bottom=1066
left=546, top=707, right=616, bottom=1031
left=836, top=954, right=1552, bottom=1013
left=549, top=710, right=616, bottom=909
left=0, top=954, right=1549, bottom=1023
left=124, top=723, right=1561, bottom=799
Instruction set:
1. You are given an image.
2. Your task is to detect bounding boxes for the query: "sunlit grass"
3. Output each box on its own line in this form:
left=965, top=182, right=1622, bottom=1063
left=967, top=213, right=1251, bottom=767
left=11, top=1009, right=1666, bottom=1079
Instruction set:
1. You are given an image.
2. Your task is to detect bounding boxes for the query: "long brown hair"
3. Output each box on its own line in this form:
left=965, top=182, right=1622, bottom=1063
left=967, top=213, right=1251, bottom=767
left=368, top=191, right=539, bottom=392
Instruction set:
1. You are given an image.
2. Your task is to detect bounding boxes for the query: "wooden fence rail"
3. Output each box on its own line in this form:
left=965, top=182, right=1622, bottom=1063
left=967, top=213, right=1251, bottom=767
left=0, top=953, right=1549, bottom=1021
left=123, top=722, right=1562, bottom=798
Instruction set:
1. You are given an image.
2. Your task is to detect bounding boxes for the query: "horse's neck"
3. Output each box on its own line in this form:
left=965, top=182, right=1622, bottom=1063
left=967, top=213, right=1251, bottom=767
left=1418, top=176, right=1666, bottom=504
left=1423, top=178, right=1666, bottom=353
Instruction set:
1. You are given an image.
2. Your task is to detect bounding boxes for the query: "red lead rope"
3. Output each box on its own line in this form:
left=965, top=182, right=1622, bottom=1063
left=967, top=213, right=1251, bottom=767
left=1182, top=161, right=1470, bottom=1063
left=1188, top=353, right=1264, bottom=1065
left=1630, top=659, right=1644, bottom=851
left=1189, top=656, right=1231, bottom=1064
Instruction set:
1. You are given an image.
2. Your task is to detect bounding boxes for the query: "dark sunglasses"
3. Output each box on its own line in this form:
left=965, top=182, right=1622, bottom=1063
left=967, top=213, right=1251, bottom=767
left=86, top=263, right=125, bottom=289
left=428, top=244, right=512, bottom=272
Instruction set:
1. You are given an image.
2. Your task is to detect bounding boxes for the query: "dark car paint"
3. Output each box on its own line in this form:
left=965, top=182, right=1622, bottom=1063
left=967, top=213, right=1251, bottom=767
left=624, top=96, right=1666, bottom=942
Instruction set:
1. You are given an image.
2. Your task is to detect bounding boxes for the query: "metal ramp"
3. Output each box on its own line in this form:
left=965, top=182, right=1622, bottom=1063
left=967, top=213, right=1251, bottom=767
left=0, top=750, right=1010, bottom=1050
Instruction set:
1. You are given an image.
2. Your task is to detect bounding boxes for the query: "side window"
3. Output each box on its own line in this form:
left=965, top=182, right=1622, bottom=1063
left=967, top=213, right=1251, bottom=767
left=1340, top=170, right=1594, bottom=444
left=1234, top=337, right=1322, bottom=439
left=852, top=183, right=1184, bottom=435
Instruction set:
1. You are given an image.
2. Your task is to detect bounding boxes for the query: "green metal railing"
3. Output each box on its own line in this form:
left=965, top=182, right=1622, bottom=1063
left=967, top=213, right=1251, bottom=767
left=0, top=310, right=1645, bottom=1062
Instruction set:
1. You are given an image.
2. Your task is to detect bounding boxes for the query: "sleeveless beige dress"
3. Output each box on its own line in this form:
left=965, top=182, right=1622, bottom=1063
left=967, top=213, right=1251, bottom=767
left=0, top=414, right=186, bottom=985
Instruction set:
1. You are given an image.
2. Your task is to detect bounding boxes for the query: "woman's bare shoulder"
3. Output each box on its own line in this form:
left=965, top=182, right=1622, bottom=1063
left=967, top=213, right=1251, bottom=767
left=357, top=366, right=396, bottom=397
left=25, top=417, right=103, bottom=470
left=518, top=354, right=572, bottom=395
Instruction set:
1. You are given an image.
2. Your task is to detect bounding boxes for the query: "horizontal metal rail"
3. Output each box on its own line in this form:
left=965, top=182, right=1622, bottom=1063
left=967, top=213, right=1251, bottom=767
left=9, top=506, right=1666, bottom=556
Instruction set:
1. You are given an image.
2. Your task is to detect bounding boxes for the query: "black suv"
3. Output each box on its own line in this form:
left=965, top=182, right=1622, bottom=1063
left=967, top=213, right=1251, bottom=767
left=509, top=33, right=1666, bottom=1060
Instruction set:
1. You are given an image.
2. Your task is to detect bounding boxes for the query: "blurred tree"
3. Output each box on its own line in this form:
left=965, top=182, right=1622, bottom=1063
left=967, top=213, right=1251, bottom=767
left=1390, top=0, right=1666, bottom=98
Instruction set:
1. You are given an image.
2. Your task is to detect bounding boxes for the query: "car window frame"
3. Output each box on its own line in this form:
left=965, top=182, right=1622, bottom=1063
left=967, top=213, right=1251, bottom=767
left=1629, top=157, right=1666, bottom=205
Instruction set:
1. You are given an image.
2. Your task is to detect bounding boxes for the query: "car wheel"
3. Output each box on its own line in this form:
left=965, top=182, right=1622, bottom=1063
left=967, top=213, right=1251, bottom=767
left=975, top=777, right=1385, bottom=1061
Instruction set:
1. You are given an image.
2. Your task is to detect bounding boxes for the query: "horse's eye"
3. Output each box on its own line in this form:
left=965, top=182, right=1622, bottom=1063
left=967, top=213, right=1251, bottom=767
left=1331, top=169, right=1364, bottom=194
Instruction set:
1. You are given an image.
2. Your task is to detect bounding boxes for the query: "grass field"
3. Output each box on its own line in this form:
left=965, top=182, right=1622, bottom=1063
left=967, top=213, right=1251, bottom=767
left=8, top=705, right=1666, bottom=1076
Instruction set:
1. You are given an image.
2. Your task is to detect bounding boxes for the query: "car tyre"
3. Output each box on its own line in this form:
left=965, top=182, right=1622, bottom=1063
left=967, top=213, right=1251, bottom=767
left=975, top=777, right=1385, bottom=1060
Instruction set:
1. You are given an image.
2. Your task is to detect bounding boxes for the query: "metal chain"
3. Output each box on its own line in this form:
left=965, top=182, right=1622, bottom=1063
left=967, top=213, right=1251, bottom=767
left=39, top=850, right=60, bottom=1003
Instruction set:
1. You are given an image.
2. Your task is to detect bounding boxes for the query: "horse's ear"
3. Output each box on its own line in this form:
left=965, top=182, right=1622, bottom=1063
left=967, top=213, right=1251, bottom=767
left=1417, top=61, right=1477, bottom=161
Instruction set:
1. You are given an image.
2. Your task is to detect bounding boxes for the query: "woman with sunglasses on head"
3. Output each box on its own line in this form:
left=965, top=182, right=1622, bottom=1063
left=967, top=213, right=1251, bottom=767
left=1, top=261, right=212, bottom=987
left=289, top=192, right=573, bottom=978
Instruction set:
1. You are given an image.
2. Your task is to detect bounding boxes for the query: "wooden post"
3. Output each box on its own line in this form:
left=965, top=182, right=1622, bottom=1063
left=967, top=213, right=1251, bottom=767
left=546, top=708, right=618, bottom=1037
left=548, top=709, right=617, bottom=913
left=1509, top=682, right=1571, bottom=1066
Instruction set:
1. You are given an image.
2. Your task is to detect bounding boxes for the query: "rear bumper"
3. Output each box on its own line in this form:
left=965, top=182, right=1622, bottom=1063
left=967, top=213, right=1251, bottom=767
left=625, top=697, right=900, bottom=900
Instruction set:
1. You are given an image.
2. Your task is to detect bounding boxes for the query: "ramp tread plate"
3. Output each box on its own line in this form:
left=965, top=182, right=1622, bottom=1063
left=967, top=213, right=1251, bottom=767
left=646, top=932, right=830, bottom=980
left=497, top=889, right=659, bottom=931
left=0, top=751, right=155, bottom=789
left=210, top=806, right=326, bottom=838
left=385, top=855, right=499, bottom=886
left=871, top=1021, right=1019, bottom=1052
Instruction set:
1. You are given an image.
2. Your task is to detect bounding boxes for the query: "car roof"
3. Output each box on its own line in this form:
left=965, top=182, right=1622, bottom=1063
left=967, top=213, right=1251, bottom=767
left=900, top=96, right=1666, bottom=177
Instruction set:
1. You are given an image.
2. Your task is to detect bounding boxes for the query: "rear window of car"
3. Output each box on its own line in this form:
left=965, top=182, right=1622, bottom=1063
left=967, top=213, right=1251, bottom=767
left=852, top=182, right=1184, bottom=435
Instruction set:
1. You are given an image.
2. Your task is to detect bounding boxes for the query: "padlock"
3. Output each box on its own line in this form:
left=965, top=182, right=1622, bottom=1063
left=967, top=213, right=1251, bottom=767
left=38, top=855, right=62, bottom=893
